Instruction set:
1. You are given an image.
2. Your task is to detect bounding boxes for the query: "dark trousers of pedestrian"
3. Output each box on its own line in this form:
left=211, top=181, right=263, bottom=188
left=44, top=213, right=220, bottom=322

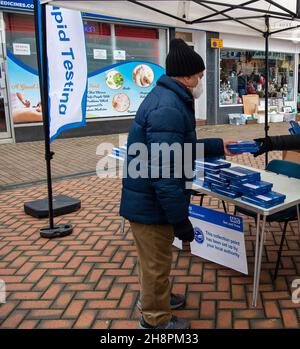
left=130, top=221, right=174, bottom=327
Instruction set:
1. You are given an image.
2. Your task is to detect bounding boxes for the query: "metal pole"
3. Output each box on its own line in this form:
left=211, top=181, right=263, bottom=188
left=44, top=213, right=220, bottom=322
left=34, top=0, right=54, bottom=230
left=264, top=16, right=270, bottom=168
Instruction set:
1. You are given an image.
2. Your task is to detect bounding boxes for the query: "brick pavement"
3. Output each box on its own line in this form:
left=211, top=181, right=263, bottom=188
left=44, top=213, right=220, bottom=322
left=0, top=122, right=290, bottom=188
left=0, top=149, right=300, bottom=329
left=0, top=122, right=299, bottom=329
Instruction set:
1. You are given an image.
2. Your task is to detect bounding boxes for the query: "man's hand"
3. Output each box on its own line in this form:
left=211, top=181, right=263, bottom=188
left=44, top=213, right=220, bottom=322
left=223, top=140, right=240, bottom=157
left=173, top=218, right=194, bottom=242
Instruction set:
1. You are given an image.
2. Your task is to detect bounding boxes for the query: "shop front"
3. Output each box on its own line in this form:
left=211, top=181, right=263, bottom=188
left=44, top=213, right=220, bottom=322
left=210, top=33, right=299, bottom=125
left=0, top=1, right=170, bottom=142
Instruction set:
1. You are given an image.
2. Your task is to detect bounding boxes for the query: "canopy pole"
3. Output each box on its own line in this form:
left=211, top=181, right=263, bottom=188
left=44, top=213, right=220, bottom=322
left=264, top=15, right=270, bottom=168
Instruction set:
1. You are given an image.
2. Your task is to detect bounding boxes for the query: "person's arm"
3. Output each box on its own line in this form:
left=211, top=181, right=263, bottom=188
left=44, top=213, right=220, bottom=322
left=254, top=134, right=300, bottom=157
left=197, top=138, right=225, bottom=158
left=197, top=138, right=238, bottom=158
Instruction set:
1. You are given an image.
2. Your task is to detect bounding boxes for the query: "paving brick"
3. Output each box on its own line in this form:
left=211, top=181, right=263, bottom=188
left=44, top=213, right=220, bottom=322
left=63, top=300, right=85, bottom=319
left=281, top=309, right=300, bottom=328
left=73, top=310, right=97, bottom=329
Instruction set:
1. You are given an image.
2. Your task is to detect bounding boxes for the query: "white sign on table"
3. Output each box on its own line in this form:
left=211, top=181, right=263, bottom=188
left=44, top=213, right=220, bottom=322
left=189, top=204, right=248, bottom=275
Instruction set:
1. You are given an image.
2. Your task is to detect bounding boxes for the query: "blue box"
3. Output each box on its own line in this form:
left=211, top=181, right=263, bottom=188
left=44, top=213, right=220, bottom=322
left=205, top=176, right=228, bottom=188
left=195, top=160, right=231, bottom=170
left=205, top=173, right=229, bottom=184
left=227, top=141, right=260, bottom=154
left=239, top=181, right=273, bottom=196
left=195, top=166, right=221, bottom=176
left=220, top=167, right=261, bottom=183
left=211, top=184, right=241, bottom=199
left=241, top=191, right=286, bottom=208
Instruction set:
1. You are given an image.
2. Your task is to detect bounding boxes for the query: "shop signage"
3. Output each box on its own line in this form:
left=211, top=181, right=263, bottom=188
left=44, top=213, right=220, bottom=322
left=211, top=38, right=223, bottom=49
left=46, top=6, right=88, bottom=142
left=0, top=0, right=34, bottom=11
left=189, top=204, right=248, bottom=274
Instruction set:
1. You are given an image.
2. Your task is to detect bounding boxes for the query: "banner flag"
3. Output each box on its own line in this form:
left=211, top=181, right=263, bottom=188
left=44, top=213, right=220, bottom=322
left=46, top=5, right=87, bottom=142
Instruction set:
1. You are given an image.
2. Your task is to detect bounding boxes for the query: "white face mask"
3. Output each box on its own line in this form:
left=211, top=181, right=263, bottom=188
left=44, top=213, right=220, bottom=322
left=191, top=78, right=204, bottom=99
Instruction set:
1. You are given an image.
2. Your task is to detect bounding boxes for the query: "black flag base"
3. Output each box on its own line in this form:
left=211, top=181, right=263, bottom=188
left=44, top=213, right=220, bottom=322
left=24, top=195, right=81, bottom=218
left=40, top=224, right=73, bottom=239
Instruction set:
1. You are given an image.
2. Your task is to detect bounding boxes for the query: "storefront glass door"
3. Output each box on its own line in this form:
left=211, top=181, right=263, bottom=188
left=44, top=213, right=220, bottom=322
left=0, top=27, right=11, bottom=140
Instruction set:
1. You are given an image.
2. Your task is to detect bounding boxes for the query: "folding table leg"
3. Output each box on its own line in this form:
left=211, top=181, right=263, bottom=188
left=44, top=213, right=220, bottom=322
left=120, top=217, right=125, bottom=234
left=273, top=221, right=288, bottom=281
left=252, top=215, right=267, bottom=307
left=252, top=213, right=261, bottom=307
left=297, top=204, right=300, bottom=238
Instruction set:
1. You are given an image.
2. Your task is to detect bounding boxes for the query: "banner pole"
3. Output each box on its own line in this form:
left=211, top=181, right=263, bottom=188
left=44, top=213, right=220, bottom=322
left=34, top=0, right=54, bottom=229
left=33, top=0, right=73, bottom=238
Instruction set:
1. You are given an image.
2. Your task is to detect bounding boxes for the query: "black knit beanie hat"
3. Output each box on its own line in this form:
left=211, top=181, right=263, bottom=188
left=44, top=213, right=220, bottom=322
left=166, top=38, right=205, bottom=77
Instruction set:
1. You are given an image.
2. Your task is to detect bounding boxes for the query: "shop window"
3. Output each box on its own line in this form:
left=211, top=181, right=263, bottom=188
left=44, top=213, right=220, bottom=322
left=220, top=49, right=295, bottom=106
left=84, top=21, right=166, bottom=74
left=5, top=13, right=38, bottom=71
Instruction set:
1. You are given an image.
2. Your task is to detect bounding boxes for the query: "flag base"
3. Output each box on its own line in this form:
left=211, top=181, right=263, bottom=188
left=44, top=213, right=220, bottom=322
left=40, top=224, right=73, bottom=239
left=24, top=195, right=81, bottom=218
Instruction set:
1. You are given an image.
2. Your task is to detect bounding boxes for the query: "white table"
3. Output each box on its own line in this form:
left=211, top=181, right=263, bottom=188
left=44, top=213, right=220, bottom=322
left=192, top=162, right=300, bottom=307
left=111, top=153, right=300, bottom=306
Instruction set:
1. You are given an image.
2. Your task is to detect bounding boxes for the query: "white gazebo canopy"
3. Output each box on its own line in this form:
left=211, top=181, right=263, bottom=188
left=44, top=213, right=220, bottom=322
left=41, top=0, right=300, bottom=41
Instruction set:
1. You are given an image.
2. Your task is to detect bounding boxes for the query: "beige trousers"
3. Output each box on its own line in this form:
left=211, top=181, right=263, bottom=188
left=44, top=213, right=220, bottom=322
left=130, top=221, right=174, bottom=326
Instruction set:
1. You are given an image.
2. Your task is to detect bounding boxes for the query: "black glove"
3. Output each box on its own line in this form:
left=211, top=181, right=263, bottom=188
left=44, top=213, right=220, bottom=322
left=173, top=218, right=194, bottom=242
left=253, top=137, right=273, bottom=157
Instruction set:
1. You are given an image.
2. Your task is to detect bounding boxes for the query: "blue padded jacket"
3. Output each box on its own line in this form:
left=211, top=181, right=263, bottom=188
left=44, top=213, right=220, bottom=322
left=119, top=74, right=224, bottom=225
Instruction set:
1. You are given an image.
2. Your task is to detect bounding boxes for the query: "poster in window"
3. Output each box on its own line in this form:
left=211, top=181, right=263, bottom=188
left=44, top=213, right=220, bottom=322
left=93, top=49, right=107, bottom=60
left=86, top=61, right=165, bottom=118
left=13, top=43, right=31, bottom=56
left=113, top=50, right=126, bottom=61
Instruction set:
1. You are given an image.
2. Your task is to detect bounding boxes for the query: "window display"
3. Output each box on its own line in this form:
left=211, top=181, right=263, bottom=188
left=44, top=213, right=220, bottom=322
left=220, top=49, right=295, bottom=106
left=4, top=13, right=167, bottom=124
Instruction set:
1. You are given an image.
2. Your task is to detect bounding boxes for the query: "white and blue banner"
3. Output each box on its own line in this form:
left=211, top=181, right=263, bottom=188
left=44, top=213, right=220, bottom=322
left=46, top=5, right=87, bottom=142
left=189, top=205, right=248, bottom=275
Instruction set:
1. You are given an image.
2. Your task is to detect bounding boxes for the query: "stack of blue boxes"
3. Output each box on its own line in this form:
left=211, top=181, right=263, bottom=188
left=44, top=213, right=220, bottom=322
left=193, top=160, right=286, bottom=208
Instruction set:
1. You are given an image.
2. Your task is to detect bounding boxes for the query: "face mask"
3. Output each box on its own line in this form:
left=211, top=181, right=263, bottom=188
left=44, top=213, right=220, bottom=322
left=191, top=78, right=203, bottom=99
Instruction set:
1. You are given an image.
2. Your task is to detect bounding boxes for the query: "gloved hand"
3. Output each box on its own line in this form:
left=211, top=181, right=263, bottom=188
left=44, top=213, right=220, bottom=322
left=253, top=137, right=273, bottom=157
left=173, top=218, right=194, bottom=242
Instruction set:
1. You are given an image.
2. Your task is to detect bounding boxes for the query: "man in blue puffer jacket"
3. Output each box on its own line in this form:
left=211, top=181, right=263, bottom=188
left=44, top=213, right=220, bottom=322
left=120, top=39, right=232, bottom=329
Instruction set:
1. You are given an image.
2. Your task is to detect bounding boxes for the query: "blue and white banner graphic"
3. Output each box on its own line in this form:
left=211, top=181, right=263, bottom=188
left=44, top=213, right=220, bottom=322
left=46, top=5, right=87, bottom=142
left=189, top=205, right=248, bottom=275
